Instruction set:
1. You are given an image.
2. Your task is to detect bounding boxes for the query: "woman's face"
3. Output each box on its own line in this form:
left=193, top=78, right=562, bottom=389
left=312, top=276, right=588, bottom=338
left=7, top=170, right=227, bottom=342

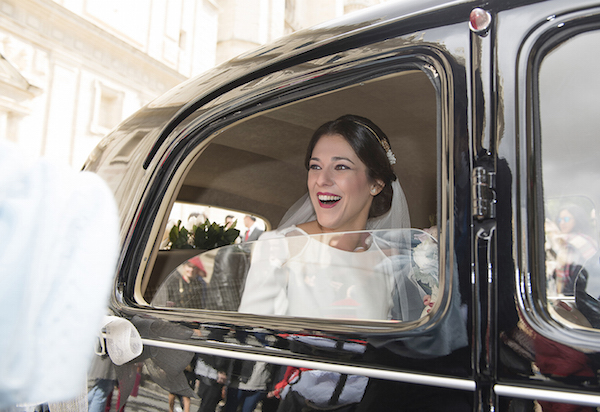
left=307, top=134, right=382, bottom=232
left=558, top=209, right=576, bottom=233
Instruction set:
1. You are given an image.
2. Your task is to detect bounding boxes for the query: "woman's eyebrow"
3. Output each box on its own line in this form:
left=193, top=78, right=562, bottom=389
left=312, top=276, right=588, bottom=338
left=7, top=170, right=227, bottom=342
left=309, top=156, right=355, bottom=164
left=332, top=156, right=355, bottom=164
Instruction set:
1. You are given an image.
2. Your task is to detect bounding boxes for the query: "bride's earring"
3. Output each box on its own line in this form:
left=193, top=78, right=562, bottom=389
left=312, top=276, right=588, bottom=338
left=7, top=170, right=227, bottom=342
left=371, top=181, right=384, bottom=195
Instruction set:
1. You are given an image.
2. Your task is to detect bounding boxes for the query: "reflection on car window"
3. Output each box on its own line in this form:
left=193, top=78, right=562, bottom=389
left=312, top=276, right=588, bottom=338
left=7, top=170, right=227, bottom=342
left=152, top=228, right=438, bottom=322
left=540, top=30, right=600, bottom=328
left=152, top=246, right=250, bottom=311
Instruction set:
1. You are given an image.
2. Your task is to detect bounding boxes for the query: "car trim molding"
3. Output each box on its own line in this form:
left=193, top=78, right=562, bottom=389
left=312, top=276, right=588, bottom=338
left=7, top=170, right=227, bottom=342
left=494, top=384, right=600, bottom=407
left=141, top=338, right=476, bottom=391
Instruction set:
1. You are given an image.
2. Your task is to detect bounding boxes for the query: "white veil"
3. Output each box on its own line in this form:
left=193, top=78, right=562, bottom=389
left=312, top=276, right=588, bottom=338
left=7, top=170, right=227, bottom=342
left=277, top=179, right=411, bottom=230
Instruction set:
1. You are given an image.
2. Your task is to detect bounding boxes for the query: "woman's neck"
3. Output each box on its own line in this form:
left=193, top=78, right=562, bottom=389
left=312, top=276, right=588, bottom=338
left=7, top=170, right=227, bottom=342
left=297, top=220, right=370, bottom=252
left=298, top=220, right=366, bottom=234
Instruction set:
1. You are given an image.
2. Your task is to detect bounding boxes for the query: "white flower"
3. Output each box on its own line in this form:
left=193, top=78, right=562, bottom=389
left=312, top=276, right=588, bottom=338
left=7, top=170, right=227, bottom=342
left=386, top=149, right=397, bottom=165
left=413, top=238, right=438, bottom=273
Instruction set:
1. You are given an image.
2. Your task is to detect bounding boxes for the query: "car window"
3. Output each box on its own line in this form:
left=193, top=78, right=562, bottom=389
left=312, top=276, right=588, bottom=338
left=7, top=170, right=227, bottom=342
left=151, top=228, right=438, bottom=322
left=140, top=65, right=446, bottom=330
left=539, top=30, right=600, bottom=329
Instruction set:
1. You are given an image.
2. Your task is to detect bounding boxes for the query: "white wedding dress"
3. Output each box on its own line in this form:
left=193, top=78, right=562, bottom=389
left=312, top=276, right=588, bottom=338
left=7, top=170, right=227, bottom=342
left=238, top=226, right=394, bottom=321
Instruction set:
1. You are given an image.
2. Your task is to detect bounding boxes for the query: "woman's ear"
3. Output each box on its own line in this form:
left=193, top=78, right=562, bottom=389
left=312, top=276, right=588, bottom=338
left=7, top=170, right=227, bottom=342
left=370, top=180, right=384, bottom=196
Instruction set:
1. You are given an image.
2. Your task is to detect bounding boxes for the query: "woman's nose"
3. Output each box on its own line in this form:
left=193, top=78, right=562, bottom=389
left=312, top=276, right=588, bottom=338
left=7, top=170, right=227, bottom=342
left=316, top=169, right=333, bottom=186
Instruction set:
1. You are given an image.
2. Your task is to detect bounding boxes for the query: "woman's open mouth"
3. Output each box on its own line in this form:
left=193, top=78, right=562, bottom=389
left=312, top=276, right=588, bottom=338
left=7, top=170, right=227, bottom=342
left=317, top=193, right=341, bottom=207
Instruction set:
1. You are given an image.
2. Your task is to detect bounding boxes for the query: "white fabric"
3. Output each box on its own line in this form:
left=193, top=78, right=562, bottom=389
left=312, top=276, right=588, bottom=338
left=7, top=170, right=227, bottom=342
left=238, top=227, right=399, bottom=407
left=238, top=227, right=394, bottom=320
left=0, top=141, right=119, bottom=408
left=367, top=180, right=411, bottom=230
left=103, top=316, right=143, bottom=366
left=277, top=180, right=410, bottom=230
left=195, top=358, right=220, bottom=381
left=236, top=361, right=271, bottom=391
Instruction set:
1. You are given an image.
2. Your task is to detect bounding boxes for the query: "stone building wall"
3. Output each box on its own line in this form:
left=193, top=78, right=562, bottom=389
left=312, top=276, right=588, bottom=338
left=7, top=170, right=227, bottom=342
left=0, top=0, right=390, bottom=168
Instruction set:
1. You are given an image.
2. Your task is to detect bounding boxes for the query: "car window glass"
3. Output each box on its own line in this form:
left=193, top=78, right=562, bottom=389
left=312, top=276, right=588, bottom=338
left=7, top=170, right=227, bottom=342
left=141, top=68, right=443, bottom=326
left=151, top=228, right=438, bottom=322
left=540, top=30, right=600, bottom=328
left=159, top=202, right=267, bottom=250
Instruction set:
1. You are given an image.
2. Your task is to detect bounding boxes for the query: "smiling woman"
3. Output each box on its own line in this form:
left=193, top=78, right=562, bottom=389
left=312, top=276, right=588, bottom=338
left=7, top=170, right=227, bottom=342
left=300, top=114, right=409, bottom=234
left=307, top=133, right=378, bottom=232
left=234, top=115, right=431, bottom=409
left=141, top=70, right=437, bottom=304
left=237, top=115, right=415, bottom=321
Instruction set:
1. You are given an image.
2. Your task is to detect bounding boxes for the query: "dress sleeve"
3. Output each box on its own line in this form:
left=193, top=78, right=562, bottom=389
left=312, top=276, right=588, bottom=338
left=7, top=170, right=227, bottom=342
left=238, top=230, right=291, bottom=315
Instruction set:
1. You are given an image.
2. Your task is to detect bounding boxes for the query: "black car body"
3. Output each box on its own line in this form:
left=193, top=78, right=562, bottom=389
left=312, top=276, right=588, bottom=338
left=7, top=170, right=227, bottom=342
left=85, top=0, right=600, bottom=410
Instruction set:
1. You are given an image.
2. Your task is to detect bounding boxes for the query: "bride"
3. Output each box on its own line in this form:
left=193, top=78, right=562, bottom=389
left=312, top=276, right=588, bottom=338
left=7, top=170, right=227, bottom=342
left=236, top=115, right=421, bottom=411
left=238, top=114, right=412, bottom=321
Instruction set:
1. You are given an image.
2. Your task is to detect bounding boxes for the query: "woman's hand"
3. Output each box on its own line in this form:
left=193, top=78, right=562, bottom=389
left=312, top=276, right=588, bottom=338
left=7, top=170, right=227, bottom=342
left=423, top=295, right=435, bottom=314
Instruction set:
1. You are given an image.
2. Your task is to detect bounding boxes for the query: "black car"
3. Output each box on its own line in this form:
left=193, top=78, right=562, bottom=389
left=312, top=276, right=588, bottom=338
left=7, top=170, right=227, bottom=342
left=85, top=0, right=600, bottom=410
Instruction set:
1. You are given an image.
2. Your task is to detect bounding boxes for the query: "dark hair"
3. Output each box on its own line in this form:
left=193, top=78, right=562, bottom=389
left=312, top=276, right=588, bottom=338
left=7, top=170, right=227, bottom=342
left=304, top=114, right=397, bottom=218
left=557, top=204, right=594, bottom=236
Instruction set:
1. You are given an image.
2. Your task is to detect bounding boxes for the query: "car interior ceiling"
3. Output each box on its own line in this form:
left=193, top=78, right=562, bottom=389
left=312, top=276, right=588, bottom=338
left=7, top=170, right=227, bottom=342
left=176, top=69, right=437, bottom=230
left=144, top=69, right=438, bottom=302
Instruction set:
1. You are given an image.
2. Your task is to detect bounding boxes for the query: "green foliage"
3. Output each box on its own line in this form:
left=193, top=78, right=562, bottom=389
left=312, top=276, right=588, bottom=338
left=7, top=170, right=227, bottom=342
left=167, top=218, right=240, bottom=250
left=193, top=219, right=240, bottom=250
left=169, top=220, right=193, bottom=249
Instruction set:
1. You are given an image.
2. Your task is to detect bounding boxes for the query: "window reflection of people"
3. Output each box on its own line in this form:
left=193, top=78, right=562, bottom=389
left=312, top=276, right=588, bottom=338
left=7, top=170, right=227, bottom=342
left=164, top=257, right=208, bottom=308
left=549, top=204, right=598, bottom=295
left=238, top=114, right=412, bottom=410
left=223, top=333, right=274, bottom=412
left=243, top=215, right=263, bottom=242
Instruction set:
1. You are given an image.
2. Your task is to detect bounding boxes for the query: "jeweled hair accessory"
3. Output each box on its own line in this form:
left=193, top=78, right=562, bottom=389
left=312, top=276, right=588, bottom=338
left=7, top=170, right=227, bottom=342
left=354, top=121, right=397, bottom=165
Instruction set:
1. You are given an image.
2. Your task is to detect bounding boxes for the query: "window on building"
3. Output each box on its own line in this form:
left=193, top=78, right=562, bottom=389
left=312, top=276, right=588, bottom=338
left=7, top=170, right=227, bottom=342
left=91, top=81, right=124, bottom=134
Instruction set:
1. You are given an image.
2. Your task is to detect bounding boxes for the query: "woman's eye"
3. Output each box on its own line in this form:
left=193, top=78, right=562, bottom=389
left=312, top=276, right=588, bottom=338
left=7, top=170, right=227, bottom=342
left=309, top=164, right=321, bottom=170
left=335, top=164, right=350, bottom=170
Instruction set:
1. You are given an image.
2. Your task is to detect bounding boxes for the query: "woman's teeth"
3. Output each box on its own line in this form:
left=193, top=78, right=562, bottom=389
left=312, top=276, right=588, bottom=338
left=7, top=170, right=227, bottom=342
left=318, top=194, right=341, bottom=204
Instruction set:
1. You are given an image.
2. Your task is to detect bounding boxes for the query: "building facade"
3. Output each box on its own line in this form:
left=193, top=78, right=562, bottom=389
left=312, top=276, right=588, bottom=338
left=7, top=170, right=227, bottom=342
left=0, top=0, right=390, bottom=168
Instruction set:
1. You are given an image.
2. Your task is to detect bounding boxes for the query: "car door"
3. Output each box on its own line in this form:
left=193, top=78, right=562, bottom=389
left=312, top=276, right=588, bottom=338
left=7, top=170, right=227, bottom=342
left=87, top=3, right=482, bottom=411
left=490, top=0, right=600, bottom=410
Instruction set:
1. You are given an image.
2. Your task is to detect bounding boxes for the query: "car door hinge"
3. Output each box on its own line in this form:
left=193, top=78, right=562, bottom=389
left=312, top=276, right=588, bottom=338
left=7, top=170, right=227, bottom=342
left=472, top=166, right=496, bottom=220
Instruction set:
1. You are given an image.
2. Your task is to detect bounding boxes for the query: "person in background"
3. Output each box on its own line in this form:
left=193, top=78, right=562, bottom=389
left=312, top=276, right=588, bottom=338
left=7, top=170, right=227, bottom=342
left=225, top=215, right=236, bottom=230
left=552, top=204, right=598, bottom=295
left=243, top=215, right=263, bottom=242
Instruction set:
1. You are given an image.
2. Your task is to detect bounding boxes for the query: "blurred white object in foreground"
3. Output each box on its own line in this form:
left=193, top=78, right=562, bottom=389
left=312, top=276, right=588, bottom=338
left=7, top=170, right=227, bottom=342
left=0, top=141, right=119, bottom=408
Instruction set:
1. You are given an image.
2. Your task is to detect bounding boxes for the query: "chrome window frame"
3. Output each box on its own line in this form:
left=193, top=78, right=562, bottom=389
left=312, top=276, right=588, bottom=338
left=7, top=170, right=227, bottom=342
left=117, top=38, right=463, bottom=340
left=519, top=7, right=600, bottom=351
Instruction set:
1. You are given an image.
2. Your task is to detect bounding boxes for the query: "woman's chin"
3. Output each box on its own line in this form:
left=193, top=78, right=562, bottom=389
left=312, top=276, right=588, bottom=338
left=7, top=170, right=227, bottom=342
left=315, top=217, right=362, bottom=233
left=314, top=216, right=339, bottom=232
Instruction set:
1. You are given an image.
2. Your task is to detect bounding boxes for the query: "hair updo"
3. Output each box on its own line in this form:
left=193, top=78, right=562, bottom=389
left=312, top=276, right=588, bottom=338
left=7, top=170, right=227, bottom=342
left=304, top=114, right=397, bottom=218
